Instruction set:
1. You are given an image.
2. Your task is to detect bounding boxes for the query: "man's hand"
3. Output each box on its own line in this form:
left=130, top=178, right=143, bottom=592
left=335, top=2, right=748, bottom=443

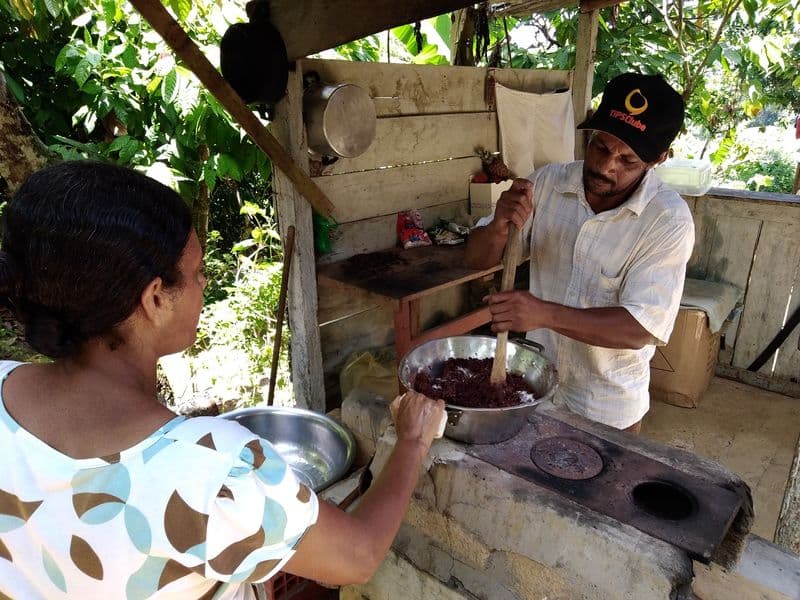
left=486, top=290, right=547, bottom=333
left=489, top=178, right=534, bottom=237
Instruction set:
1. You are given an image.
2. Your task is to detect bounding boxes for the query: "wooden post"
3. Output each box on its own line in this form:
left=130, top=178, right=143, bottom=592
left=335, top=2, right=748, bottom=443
left=774, top=433, right=800, bottom=554
left=272, top=65, right=326, bottom=412
left=572, top=2, right=599, bottom=160
left=128, top=0, right=335, bottom=219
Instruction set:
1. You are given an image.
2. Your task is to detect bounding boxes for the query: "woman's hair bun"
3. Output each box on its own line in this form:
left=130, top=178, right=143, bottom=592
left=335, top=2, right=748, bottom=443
left=21, top=305, right=81, bottom=358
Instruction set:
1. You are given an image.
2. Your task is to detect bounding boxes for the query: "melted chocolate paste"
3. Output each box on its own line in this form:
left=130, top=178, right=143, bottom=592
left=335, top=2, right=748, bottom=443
left=413, top=357, right=536, bottom=408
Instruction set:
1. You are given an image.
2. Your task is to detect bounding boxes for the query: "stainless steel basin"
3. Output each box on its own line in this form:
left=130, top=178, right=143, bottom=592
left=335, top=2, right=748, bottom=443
left=222, top=406, right=356, bottom=491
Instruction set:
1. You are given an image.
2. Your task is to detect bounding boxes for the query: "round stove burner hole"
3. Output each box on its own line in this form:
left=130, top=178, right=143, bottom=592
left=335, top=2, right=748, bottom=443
left=530, top=437, right=604, bottom=480
left=632, top=480, right=696, bottom=521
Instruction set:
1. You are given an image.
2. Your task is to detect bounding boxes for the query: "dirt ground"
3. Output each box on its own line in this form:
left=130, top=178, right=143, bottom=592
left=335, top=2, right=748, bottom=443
left=643, top=376, right=800, bottom=540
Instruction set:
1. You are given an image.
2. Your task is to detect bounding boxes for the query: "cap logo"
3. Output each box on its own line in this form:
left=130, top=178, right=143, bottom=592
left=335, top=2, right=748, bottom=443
left=624, top=89, right=648, bottom=116
left=607, top=87, right=648, bottom=132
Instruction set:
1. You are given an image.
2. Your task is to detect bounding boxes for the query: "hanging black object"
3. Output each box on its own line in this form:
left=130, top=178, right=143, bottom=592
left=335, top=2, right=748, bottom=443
left=220, top=0, right=288, bottom=119
left=747, top=304, right=800, bottom=372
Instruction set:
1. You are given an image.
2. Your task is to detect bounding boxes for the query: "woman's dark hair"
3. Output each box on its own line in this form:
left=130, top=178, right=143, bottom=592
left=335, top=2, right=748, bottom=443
left=0, top=161, right=193, bottom=358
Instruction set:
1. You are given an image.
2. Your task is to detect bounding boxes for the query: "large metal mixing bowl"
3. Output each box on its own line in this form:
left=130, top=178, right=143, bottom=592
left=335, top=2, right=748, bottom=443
left=399, top=336, right=559, bottom=444
left=222, top=407, right=356, bottom=491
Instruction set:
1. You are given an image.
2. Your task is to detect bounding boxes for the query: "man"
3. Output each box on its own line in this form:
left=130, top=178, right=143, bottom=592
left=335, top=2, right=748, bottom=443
left=465, top=73, right=694, bottom=433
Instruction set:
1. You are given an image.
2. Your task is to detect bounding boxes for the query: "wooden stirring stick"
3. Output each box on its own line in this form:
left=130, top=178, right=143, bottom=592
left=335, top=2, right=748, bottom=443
left=490, top=223, right=522, bottom=385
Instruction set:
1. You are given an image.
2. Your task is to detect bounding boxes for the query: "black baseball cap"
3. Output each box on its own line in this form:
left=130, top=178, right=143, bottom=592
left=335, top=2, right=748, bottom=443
left=577, top=73, right=685, bottom=163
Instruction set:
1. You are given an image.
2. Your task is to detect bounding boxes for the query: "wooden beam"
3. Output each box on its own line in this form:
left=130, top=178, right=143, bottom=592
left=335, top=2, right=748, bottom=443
left=272, top=66, right=326, bottom=412
left=128, top=0, right=335, bottom=219
left=580, top=0, right=624, bottom=12
left=571, top=6, right=599, bottom=159
left=494, top=0, right=578, bottom=17
left=775, top=434, right=800, bottom=554
left=270, top=0, right=478, bottom=61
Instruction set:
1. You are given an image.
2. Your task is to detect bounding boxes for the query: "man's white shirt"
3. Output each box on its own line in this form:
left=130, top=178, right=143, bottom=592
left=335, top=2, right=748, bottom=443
left=478, top=161, right=694, bottom=428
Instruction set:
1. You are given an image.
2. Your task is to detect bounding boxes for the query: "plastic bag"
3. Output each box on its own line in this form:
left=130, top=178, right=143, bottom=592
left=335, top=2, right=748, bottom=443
left=339, top=345, right=399, bottom=402
left=397, top=210, right=432, bottom=249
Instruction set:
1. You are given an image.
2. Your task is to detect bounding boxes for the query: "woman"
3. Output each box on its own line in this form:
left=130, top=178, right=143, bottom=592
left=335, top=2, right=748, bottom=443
left=0, top=161, right=444, bottom=599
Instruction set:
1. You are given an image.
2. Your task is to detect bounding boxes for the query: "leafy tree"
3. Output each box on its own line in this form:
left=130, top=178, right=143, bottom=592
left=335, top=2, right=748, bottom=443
left=0, top=0, right=276, bottom=251
left=0, top=0, right=291, bottom=404
left=504, top=0, right=799, bottom=165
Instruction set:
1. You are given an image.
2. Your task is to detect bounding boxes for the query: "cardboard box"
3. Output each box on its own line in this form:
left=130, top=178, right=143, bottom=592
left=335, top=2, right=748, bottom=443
left=649, top=308, right=720, bottom=408
left=470, top=180, right=513, bottom=217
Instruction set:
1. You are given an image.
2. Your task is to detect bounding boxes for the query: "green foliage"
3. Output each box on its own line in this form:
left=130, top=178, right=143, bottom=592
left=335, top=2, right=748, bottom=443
left=0, top=0, right=292, bottom=403
left=723, top=149, right=796, bottom=193
left=516, top=0, right=799, bottom=166
left=1, top=0, right=269, bottom=198
left=0, top=319, right=46, bottom=363
left=191, top=261, right=290, bottom=406
left=202, top=230, right=237, bottom=304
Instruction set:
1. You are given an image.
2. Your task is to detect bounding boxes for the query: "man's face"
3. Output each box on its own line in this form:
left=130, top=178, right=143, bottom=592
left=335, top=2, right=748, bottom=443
left=582, top=131, right=652, bottom=199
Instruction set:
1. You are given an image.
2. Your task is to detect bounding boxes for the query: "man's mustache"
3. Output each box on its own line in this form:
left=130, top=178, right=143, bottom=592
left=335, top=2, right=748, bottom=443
left=586, top=170, right=614, bottom=185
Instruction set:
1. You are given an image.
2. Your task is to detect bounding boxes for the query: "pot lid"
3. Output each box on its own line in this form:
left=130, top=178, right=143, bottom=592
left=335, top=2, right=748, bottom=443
left=321, top=84, right=376, bottom=158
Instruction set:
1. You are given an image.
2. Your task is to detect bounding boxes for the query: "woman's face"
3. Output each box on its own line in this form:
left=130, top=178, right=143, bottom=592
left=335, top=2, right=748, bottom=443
left=163, top=231, right=207, bottom=353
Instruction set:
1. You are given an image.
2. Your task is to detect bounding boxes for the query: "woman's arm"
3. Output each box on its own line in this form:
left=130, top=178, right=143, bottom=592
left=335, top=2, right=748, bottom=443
left=282, top=391, right=444, bottom=585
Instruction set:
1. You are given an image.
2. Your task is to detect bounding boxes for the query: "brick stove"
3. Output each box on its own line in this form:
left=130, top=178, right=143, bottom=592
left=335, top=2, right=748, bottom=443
left=339, top=390, right=764, bottom=600
left=467, top=413, right=743, bottom=562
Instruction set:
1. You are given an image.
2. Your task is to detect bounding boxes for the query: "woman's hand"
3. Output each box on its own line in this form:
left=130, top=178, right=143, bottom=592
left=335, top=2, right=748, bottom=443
left=389, top=391, right=445, bottom=453
left=285, top=392, right=445, bottom=585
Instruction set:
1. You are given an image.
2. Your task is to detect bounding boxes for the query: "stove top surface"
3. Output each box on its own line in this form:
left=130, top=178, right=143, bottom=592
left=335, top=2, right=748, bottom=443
left=466, top=413, right=743, bottom=562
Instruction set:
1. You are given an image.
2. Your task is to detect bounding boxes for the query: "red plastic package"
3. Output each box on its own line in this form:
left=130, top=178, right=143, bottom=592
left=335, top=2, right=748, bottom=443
left=397, top=210, right=432, bottom=249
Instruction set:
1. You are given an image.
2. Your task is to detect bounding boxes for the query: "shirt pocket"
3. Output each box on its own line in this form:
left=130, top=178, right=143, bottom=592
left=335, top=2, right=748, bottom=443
left=591, top=269, right=623, bottom=307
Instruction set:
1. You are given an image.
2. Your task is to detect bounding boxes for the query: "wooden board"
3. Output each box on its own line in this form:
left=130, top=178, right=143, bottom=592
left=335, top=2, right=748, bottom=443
left=773, top=260, right=800, bottom=380
left=732, top=220, right=800, bottom=373
left=316, top=112, right=498, bottom=176
left=686, top=191, right=799, bottom=385
left=320, top=284, right=470, bottom=403
left=271, top=1, right=476, bottom=62
left=702, top=216, right=761, bottom=287
left=318, top=244, right=502, bottom=303
left=317, top=157, right=480, bottom=224
left=318, top=283, right=385, bottom=327
left=689, top=193, right=800, bottom=279
left=272, top=68, right=326, bottom=411
left=302, top=59, right=571, bottom=117
left=571, top=7, right=599, bottom=157
left=319, top=199, right=469, bottom=265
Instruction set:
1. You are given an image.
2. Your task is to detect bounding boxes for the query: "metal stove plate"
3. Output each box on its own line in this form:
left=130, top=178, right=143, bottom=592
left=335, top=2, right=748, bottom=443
left=531, top=437, right=604, bottom=480
left=465, top=414, right=743, bottom=562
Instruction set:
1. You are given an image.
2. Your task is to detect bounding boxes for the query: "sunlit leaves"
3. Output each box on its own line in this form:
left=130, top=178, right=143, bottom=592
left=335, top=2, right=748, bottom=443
left=42, top=0, right=60, bottom=18
left=8, top=0, right=34, bottom=21
left=168, top=0, right=191, bottom=23
left=160, top=68, right=178, bottom=103
left=108, top=134, right=139, bottom=163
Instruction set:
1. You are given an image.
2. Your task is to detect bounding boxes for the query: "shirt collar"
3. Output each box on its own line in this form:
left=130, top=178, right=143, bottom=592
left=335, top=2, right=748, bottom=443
left=553, top=161, right=659, bottom=217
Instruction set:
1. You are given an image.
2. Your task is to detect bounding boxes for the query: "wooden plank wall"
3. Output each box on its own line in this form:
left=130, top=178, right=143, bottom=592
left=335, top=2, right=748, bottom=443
left=303, top=59, right=571, bottom=403
left=686, top=189, right=800, bottom=391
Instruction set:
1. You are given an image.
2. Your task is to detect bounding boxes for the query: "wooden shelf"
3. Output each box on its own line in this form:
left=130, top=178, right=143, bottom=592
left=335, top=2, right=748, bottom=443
left=318, top=245, right=504, bottom=363
left=317, top=244, right=502, bottom=308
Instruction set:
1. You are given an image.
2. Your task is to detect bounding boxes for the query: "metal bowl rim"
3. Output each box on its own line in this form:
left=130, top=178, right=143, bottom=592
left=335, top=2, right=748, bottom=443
left=399, top=335, right=560, bottom=412
left=220, top=406, right=357, bottom=488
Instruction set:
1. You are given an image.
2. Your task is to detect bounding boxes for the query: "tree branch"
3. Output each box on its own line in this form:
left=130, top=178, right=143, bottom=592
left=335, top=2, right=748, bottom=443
left=0, top=72, right=57, bottom=193
left=683, top=0, right=744, bottom=100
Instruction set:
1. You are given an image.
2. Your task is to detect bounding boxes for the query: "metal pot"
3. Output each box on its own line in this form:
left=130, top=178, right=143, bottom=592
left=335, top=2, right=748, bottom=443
left=398, top=336, right=559, bottom=445
left=303, top=79, right=376, bottom=159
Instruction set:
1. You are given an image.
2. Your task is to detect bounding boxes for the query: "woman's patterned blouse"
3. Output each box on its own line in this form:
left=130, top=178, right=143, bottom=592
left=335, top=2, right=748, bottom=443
left=0, top=361, right=319, bottom=599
